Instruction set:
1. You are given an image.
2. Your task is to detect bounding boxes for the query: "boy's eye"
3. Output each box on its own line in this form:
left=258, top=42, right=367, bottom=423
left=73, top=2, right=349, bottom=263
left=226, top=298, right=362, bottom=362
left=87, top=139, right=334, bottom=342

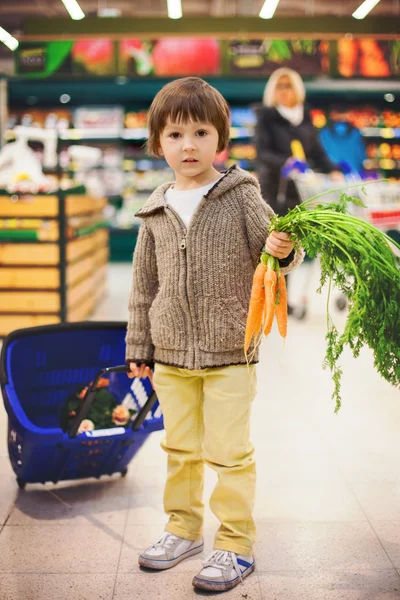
left=197, top=130, right=208, bottom=137
left=169, top=132, right=181, bottom=139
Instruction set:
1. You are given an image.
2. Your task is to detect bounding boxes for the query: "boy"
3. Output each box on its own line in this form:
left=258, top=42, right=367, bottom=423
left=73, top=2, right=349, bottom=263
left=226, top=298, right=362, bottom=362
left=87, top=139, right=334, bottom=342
left=126, top=77, right=303, bottom=592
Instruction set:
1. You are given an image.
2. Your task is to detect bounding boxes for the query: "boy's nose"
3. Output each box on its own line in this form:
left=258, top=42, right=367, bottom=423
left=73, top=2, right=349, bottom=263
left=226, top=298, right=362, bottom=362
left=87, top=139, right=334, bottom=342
left=182, top=138, right=196, bottom=150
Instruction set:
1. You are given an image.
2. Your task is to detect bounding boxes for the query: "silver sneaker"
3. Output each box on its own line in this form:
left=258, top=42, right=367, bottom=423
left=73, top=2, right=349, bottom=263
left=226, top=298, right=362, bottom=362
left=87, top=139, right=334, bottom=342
left=192, top=549, right=255, bottom=591
left=138, top=532, right=204, bottom=570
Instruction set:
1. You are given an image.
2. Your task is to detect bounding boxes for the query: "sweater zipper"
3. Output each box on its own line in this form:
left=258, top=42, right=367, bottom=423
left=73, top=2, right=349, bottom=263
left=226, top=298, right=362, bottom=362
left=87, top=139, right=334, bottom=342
left=165, top=205, right=195, bottom=363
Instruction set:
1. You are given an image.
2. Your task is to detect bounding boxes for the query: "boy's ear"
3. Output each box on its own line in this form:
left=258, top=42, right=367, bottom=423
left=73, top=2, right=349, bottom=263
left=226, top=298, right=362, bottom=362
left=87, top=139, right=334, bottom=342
left=158, top=147, right=163, bottom=156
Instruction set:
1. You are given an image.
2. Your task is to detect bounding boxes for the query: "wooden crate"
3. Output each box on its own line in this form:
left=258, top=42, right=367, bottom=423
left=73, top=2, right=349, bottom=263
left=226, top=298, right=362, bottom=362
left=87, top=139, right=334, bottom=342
left=0, top=195, right=59, bottom=218
left=0, top=291, right=60, bottom=313
left=0, top=267, right=60, bottom=289
left=0, top=243, right=59, bottom=265
left=68, top=294, right=95, bottom=322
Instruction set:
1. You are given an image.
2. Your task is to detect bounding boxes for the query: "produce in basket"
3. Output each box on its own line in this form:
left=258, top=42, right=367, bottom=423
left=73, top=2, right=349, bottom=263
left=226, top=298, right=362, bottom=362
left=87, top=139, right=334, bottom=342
left=245, top=184, right=400, bottom=412
left=60, top=377, right=137, bottom=432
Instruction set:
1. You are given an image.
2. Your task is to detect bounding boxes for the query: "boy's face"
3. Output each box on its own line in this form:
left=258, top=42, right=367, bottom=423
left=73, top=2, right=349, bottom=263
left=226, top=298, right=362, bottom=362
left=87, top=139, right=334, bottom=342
left=159, top=119, right=219, bottom=179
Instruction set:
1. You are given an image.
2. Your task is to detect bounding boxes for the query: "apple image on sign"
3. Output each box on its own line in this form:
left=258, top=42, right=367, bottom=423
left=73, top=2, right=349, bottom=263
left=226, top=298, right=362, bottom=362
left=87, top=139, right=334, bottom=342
left=152, top=38, right=221, bottom=76
left=72, top=40, right=114, bottom=76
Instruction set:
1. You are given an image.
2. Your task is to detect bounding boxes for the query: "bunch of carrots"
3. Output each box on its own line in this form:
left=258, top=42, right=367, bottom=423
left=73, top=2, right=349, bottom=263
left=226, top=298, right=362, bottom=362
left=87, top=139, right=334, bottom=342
left=244, top=252, right=287, bottom=359
left=243, top=182, right=400, bottom=412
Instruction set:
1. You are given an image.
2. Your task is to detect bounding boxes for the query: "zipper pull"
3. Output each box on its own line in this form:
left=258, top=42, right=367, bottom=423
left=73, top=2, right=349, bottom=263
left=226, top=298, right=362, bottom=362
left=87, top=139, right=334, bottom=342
left=180, top=235, right=186, bottom=250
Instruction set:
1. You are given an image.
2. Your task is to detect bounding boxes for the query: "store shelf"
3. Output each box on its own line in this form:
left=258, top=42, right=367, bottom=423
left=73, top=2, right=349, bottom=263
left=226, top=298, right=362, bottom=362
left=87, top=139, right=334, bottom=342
left=0, top=191, right=109, bottom=336
left=362, top=128, right=400, bottom=139
left=123, top=128, right=149, bottom=140
left=47, top=126, right=257, bottom=142
left=364, top=159, right=400, bottom=170
left=59, top=128, right=122, bottom=141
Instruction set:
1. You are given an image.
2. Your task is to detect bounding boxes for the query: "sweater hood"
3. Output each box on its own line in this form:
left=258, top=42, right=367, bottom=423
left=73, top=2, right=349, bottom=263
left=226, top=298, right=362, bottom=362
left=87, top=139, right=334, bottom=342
left=135, top=164, right=260, bottom=217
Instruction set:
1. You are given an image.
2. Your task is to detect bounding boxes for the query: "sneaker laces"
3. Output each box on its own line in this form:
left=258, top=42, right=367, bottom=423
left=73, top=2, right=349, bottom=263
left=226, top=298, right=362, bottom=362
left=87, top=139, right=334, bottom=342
left=150, top=532, right=179, bottom=551
left=203, top=550, right=244, bottom=585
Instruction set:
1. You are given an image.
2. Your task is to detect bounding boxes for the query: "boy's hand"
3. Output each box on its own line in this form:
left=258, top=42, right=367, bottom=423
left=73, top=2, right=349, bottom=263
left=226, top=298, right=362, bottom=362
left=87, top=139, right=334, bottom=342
left=127, top=362, right=153, bottom=384
left=266, top=231, right=294, bottom=260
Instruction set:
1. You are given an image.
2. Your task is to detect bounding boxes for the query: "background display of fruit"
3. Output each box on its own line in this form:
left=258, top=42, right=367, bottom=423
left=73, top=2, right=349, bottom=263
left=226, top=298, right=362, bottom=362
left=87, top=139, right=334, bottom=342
left=310, top=108, right=400, bottom=130
left=366, top=143, right=400, bottom=161
left=229, top=143, right=256, bottom=161
left=7, top=109, right=72, bottom=131
left=125, top=111, right=148, bottom=129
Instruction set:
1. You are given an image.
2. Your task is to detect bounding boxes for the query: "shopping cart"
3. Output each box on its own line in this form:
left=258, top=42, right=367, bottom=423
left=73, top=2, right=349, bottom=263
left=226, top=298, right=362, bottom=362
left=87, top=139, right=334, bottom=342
left=349, top=179, right=400, bottom=237
left=0, top=321, right=163, bottom=489
left=291, top=171, right=363, bottom=206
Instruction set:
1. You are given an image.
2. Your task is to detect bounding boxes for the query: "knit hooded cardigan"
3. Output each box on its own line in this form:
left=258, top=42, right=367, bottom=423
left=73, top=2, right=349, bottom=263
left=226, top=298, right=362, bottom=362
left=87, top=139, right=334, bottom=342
left=126, top=165, right=304, bottom=370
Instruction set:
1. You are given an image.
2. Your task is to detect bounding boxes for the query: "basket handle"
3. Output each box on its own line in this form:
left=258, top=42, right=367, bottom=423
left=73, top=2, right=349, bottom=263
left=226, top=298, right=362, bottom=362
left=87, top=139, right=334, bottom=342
left=131, top=390, right=159, bottom=431
left=68, top=364, right=130, bottom=438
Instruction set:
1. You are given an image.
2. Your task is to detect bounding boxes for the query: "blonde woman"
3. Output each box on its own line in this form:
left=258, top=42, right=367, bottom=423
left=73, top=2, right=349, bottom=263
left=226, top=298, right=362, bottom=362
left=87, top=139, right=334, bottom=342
left=255, top=67, right=342, bottom=216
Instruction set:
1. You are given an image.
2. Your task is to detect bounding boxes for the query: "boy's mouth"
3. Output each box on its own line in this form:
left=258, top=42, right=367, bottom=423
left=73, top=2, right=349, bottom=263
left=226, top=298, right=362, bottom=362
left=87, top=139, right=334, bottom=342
left=183, top=158, right=198, bottom=163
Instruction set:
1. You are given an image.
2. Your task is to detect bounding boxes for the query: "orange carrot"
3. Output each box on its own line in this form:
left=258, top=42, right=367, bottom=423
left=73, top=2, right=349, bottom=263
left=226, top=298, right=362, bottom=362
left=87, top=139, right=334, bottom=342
left=263, top=267, right=277, bottom=335
left=244, top=262, right=267, bottom=353
left=275, top=275, right=288, bottom=338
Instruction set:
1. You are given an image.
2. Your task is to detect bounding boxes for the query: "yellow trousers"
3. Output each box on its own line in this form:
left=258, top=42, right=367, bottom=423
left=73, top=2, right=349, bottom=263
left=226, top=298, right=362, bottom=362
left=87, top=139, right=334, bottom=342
left=153, top=362, right=257, bottom=556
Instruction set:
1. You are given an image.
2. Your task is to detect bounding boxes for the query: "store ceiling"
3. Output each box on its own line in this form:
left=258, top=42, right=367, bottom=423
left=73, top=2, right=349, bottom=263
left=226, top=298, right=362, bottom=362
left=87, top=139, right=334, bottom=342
left=1, top=0, right=399, bottom=33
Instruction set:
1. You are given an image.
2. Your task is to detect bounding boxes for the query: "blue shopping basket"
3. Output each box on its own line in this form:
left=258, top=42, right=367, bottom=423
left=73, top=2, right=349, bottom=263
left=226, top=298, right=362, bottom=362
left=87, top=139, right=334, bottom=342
left=0, top=322, right=163, bottom=489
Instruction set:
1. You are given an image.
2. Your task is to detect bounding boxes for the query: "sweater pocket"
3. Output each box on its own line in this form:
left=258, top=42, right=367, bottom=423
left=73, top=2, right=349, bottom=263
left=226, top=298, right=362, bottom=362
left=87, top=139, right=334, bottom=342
left=149, top=296, right=187, bottom=350
left=197, top=296, right=248, bottom=352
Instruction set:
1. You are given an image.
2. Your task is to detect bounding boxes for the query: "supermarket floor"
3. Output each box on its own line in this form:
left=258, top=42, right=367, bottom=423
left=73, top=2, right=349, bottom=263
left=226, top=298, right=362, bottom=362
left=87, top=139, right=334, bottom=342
left=1, top=263, right=400, bottom=600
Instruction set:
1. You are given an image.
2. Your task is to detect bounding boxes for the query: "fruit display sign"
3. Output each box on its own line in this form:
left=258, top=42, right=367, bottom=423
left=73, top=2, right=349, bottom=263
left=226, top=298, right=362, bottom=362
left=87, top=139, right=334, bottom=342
left=15, top=42, right=73, bottom=78
left=72, top=40, right=116, bottom=76
left=119, top=38, right=222, bottom=77
left=337, top=39, right=393, bottom=78
left=227, top=39, right=329, bottom=77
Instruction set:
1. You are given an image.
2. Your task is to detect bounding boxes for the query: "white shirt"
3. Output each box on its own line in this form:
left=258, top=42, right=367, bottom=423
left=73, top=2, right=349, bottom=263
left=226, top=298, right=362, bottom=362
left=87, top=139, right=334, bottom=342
left=165, top=178, right=221, bottom=228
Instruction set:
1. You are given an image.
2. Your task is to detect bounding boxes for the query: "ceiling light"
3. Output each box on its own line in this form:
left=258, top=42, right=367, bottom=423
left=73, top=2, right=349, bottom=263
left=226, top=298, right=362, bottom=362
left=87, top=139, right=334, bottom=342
left=259, top=0, right=280, bottom=19
left=352, top=0, right=381, bottom=19
left=61, top=0, right=85, bottom=20
left=98, top=8, right=121, bottom=17
left=167, top=0, right=182, bottom=19
left=0, top=26, right=19, bottom=51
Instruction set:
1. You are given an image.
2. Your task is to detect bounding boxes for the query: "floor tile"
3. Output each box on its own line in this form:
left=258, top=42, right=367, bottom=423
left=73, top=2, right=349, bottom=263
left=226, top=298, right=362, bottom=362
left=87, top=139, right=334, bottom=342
left=371, top=521, right=400, bottom=569
left=7, top=477, right=131, bottom=526
left=0, top=523, right=124, bottom=574
left=256, top=450, right=345, bottom=487
left=258, top=569, right=400, bottom=600
left=350, top=484, right=400, bottom=521
left=0, top=573, right=115, bottom=600
left=113, top=571, right=262, bottom=599
left=254, top=483, right=366, bottom=523
left=0, top=416, right=8, bottom=457
left=338, top=454, right=400, bottom=485
left=0, top=457, right=17, bottom=525
left=254, top=522, right=393, bottom=572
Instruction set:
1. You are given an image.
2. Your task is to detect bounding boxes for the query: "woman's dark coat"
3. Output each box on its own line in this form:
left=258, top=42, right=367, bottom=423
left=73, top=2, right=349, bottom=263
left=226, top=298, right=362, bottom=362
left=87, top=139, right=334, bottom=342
left=254, top=106, right=339, bottom=215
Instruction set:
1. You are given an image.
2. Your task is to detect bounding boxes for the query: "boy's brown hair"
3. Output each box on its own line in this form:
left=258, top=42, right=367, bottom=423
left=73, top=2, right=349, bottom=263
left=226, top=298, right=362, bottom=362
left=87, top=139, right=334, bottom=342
left=146, top=77, right=230, bottom=156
